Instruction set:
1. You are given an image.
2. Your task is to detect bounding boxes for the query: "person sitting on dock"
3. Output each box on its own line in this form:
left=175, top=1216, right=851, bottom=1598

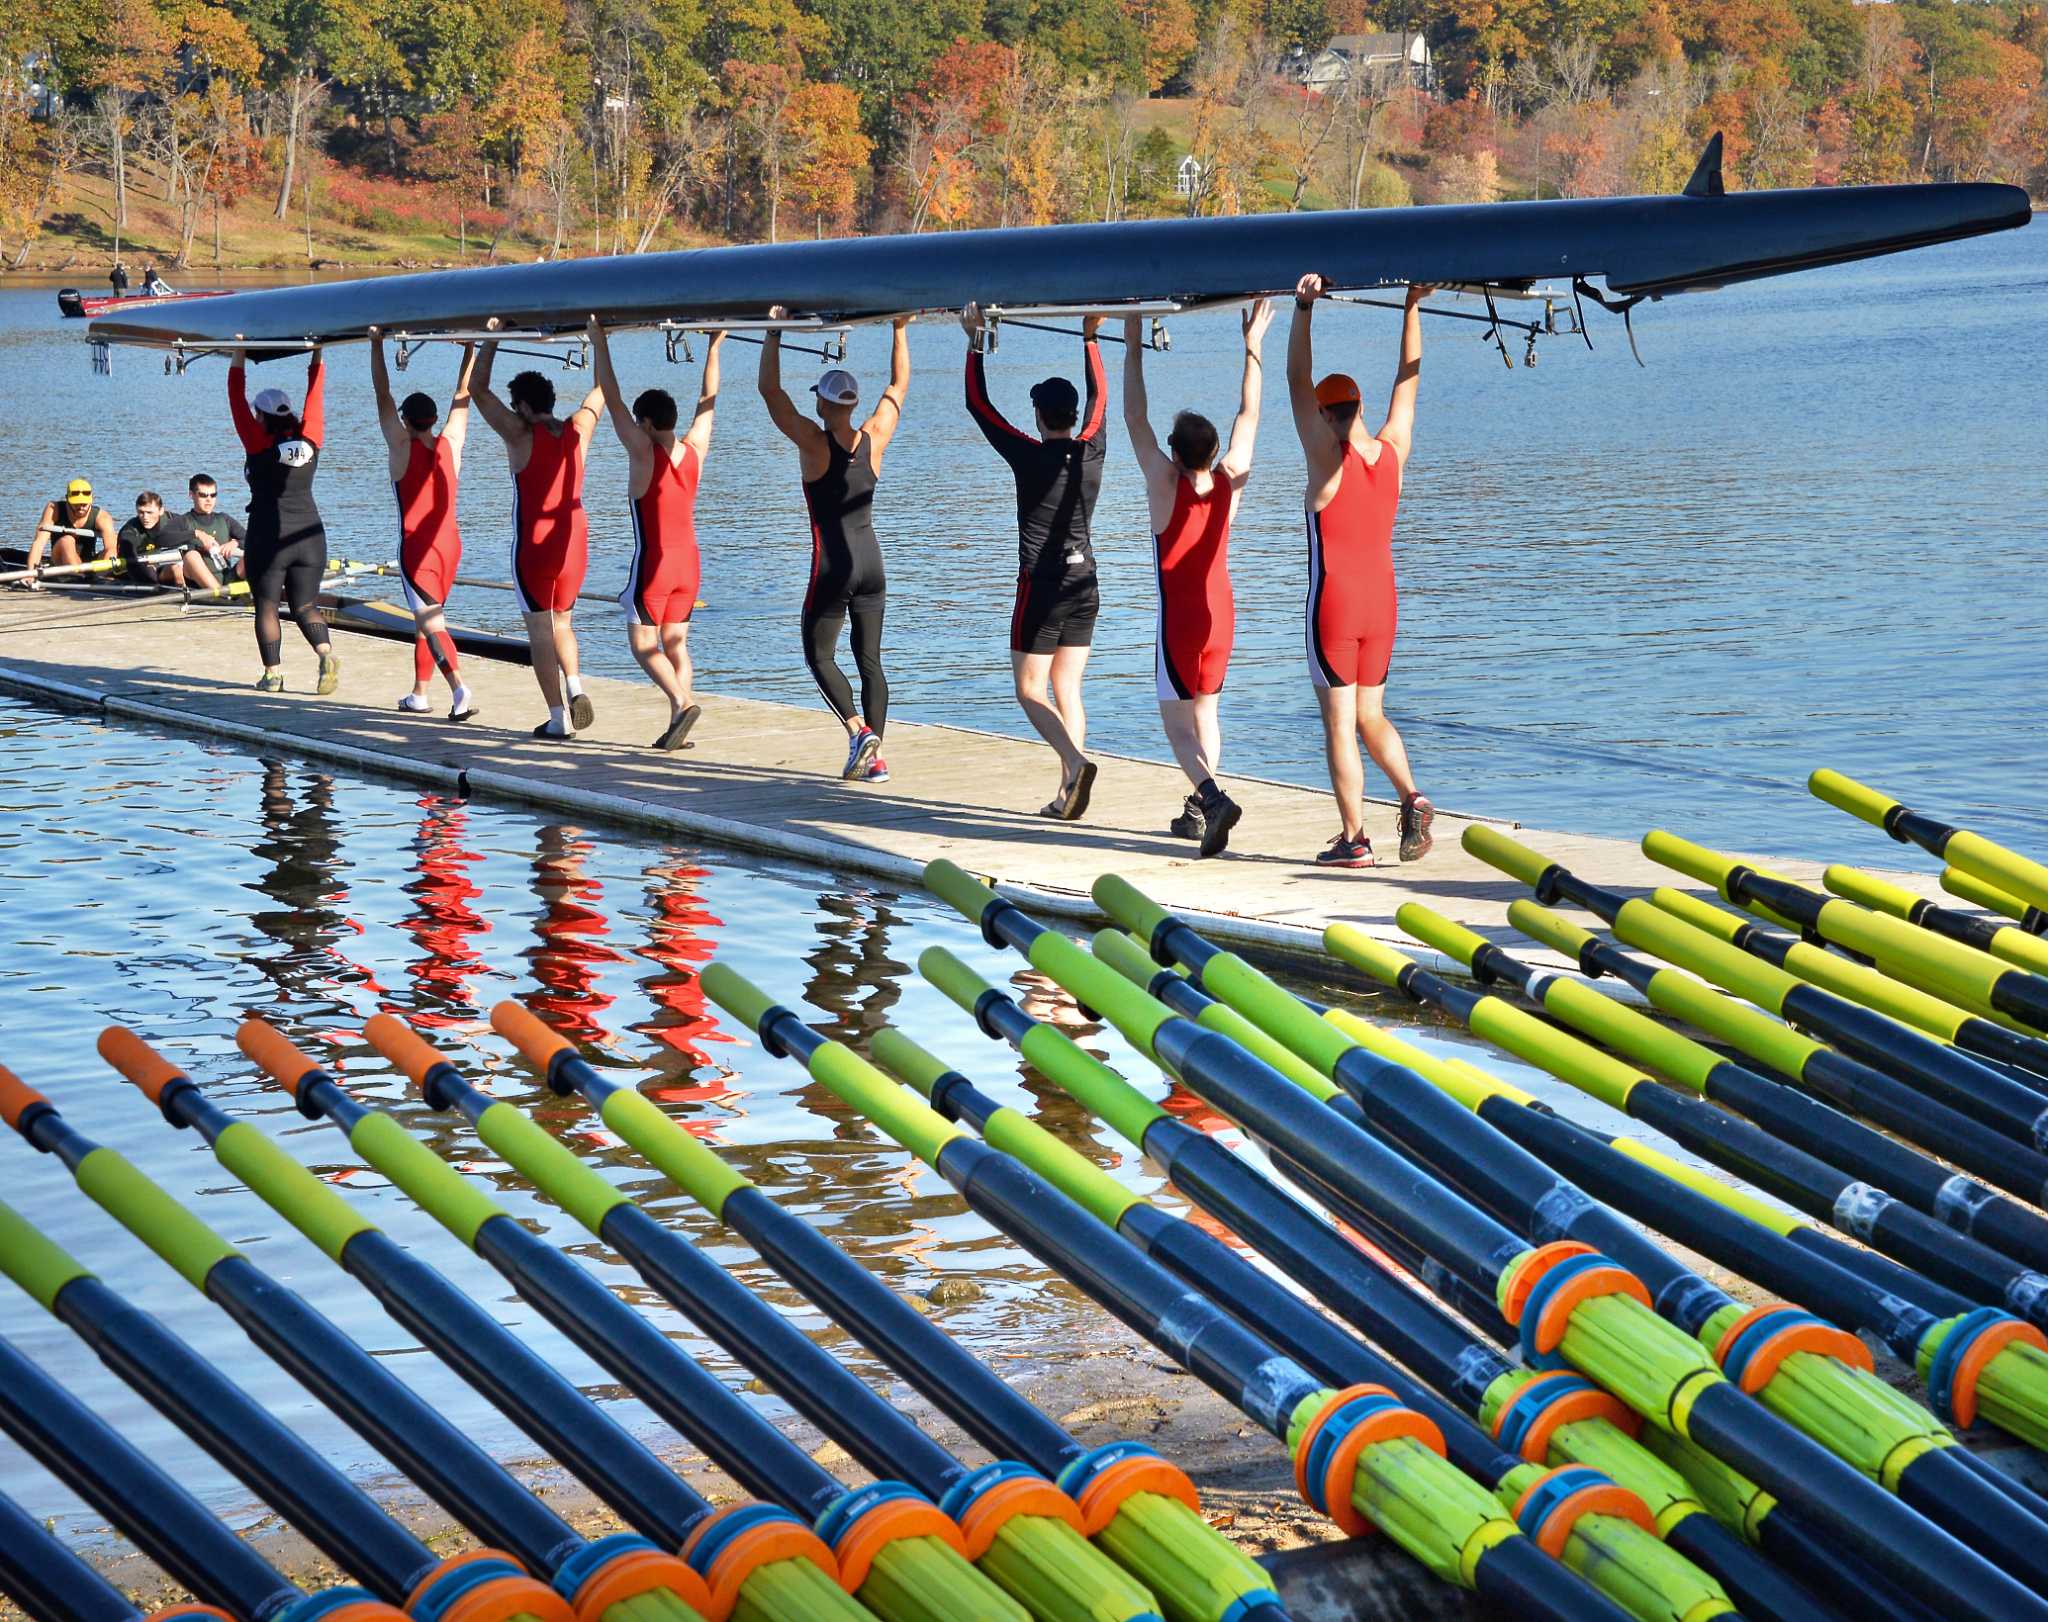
left=116, top=491, right=220, bottom=592
left=960, top=304, right=1107, bottom=821
left=472, top=320, right=605, bottom=741
left=1122, top=298, right=1271, bottom=859
left=228, top=339, right=340, bottom=695
left=21, top=479, right=119, bottom=584
left=184, top=473, right=244, bottom=580
left=369, top=327, right=479, bottom=723
left=759, top=308, right=910, bottom=782
left=1288, top=274, right=1433, bottom=868
left=589, top=314, right=723, bottom=753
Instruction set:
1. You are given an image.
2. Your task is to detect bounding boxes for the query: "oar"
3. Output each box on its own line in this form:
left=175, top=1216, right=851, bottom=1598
left=46, top=1033, right=718, bottom=1622
left=469, top=1003, right=1273, bottom=1622
left=1829, top=863, right=2048, bottom=978
left=1812, top=768, right=2048, bottom=916
left=182, top=558, right=396, bottom=604
left=232, top=1020, right=1047, bottom=1622
left=901, top=951, right=1840, bottom=1622
left=1463, top=824, right=2048, bottom=1162
left=1402, top=902, right=2048, bottom=1288
left=0, top=1333, right=376, bottom=1622
left=699, top=964, right=1639, bottom=1622
left=1079, top=935, right=1947, bottom=1622
left=1074, top=888, right=2048, bottom=1576
left=0, top=1120, right=441, bottom=1602
left=86, top=1034, right=850, bottom=1620
left=1000, top=862, right=2046, bottom=1620
left=0, top=548, right=183, bottom=587
left=369, top=1017, right=1166, bottom=1622
left=1647, top=830, right=2048, bottom=1054
left=0, top=1483, right=148, bottom=1622
left=1325, top=922, right=2048, bottom=1458
left=1942, top=865, right=2048, bottom=934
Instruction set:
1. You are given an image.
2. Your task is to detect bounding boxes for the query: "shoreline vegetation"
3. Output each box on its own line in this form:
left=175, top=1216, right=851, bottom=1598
left=3, top=0, right=2043, bottom=280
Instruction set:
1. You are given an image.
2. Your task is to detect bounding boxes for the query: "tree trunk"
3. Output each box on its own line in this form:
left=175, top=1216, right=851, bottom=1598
left=110, top=101, right=129, bottom=231
left=213, top=194, right=222, bottom=266
left=275, top=76, right=304, bottom=219
left=302, top=173, right=314, bottom=259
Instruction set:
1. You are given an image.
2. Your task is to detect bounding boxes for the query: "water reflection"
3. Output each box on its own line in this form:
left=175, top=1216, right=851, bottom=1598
left=630, top=856, right=738, bottom=1105
left=399, top=796, right=490, bottom=1029
left=523, top=825, right=624, bottom=1049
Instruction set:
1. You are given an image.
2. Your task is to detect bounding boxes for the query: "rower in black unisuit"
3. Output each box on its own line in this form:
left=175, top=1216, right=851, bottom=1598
left=230, top=346, right=338, bottom=695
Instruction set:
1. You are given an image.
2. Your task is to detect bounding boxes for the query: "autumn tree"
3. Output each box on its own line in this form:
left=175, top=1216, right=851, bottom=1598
left=728, top=56, right=803, bottom=239
left=784, top=80, right=871, bottom=233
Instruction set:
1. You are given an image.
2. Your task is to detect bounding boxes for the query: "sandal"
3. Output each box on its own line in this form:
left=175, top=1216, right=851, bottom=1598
left=1059, top=760, right=1098, bottom=822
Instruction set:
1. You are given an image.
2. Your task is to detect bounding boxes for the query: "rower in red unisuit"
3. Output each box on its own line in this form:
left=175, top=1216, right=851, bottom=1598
left=471, top=317, right=605, bottom=740
left=370, top=327, right=479, bottom=723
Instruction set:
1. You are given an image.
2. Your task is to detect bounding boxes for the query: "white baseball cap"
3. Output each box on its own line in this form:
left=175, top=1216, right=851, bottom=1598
left=812, top=369, right=858, bottom=406
left=251, top=386, right=293, bottom=415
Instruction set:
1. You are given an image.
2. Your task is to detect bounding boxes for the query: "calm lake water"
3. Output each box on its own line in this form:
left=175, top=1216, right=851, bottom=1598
left=3, top=216, right=2042, bottom=856
left=0, top=697, right=1726, bottom=1536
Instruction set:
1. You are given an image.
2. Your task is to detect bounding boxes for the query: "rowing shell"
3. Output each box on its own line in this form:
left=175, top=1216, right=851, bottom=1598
left=84, top=143, right=2030, bottom=351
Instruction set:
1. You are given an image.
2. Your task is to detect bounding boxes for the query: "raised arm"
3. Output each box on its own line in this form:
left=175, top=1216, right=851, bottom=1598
left=441, top=344, right=476, bottom=459
left=961, top=302, right=1030, bottom=459
left=467, top=325, right=521, bottom=441
left=756, top=311, right=818, bottom=448
left=367, top=329, right=409, bottom=465
left=586, top=314, right=648, bottom=454
left=227, top=342, right=265, bottom=452
left=1287, top=274, right=1342, bottom=486
left=861, top=316, right=912, bottom=460
left=1075, top=316, right=1106, bottom=443
left=1376, top=285, right=1428, bottom=466
left=300, top=349, right=326, bottom=446
left=1219, top=298, right=1272, bottom=482
left=683, top=332, right=723, bottom=458
left=1120, top=314, right=1173, bottom=487
left=569, top=381, right=605, bottom=445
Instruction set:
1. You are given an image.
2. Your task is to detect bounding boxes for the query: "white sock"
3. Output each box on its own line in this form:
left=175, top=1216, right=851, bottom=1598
left=450, top=684, right=474, bottom=710
left=564, top=676, right=584, bottom=698
left=549, top=704, right=569, bottom=731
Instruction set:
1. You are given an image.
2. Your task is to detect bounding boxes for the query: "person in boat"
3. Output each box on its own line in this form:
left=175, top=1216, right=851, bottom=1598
left=588, top=314, right=723, bottom=752
left=228, top=338, right=340, bottom=695
left=21, top=479, right=119, bottom=583
left=108, top=263, right=129, bottom=296
left=1287, top=273, right=1434, bottom=868
left=1121, top=298, right=1272, bottom=859
left=471, top=319, right=605, bottom=740
left=116, top=490, right=220, bottom=592
left=758, top=309, right=910, bottom=782
left=184, top=473, right=245, bottom=579
left=141, top=264, right=172, bottom=297
left=369, top=327, right=479, bottom=723
left=960, top=304, right=1108, bottom=821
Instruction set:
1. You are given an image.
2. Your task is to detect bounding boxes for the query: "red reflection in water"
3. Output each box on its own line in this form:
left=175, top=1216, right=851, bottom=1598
left=398, top=796, right=490, bottom=1027
left=519, top=826, right=624, bottom=1045
left=632, top=856, right=737, bottom=1095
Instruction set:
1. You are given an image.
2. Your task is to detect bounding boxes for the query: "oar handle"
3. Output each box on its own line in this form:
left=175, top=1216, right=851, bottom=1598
left=1089, top=928, right=1162, bottom=989
left=97, top=1027, right=184, bottom=1104
left=1090, top=874, right=1169, bottom=940
left=918, top=945, right=991, bottom=1016
left=1823, top=865, right=1916, bottom=919
left=923, top=859, right=1000, bottom=924
left=869, top=1028, right=952, bottom=1097
left=1395, top=904, right=1488, bottom=968
left=1640, top=830, right=1740, bottom=894
left=1809, top=769, right=1898, bottom=830
left=1460, top=824, right=1552, bottom=886
left=0, top=1065, right=50, bottom=1131
left=696, top=962, right=778, bottom=1033
left=1507, top=900, right=1599, bottom=959
left=1322, top=923, right=1411, bottom=987
left=236, top=1018, right=324, bottom=1095
left=363, top=1014, right=442, bottom=1085
left=489, top=1001, right=571, bottom=1069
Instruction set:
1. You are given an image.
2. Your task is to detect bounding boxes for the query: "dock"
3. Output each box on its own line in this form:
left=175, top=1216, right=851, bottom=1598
left=0, top=588, right=1946, bottom=980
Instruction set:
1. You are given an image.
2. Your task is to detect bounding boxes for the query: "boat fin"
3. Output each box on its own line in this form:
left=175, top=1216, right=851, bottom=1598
left=1682, top=133, right=1726, bottom=198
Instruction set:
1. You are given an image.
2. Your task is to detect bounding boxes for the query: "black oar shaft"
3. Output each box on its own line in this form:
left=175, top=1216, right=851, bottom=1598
left=0, top=1487, right=139, bottom=1622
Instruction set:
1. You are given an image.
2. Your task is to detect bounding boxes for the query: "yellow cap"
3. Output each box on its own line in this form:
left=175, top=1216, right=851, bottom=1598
left=65, top=479, right=93, bottom=499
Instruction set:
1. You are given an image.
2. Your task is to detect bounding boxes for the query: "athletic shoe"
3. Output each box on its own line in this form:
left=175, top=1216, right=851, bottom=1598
left=861, top=755, right=890, bottom=783
left=843, top=727, right=881, bottom=780
left=1399, top=793, right=1436, bottom=863
left=568, top=692, right=595, bottom=730
left=255, top=671, right=284, bottom=694
left=448, top=686, right=478, bottom=722
left=316, top=653, right=340, bottom=695
left=1169, top=796, right=1206, bottom=840
left=1198, top=793, right=1242, bottom=859
left=398, top=693, right=432, bottom=714
left=1315, top=833, right=1375, bottom=869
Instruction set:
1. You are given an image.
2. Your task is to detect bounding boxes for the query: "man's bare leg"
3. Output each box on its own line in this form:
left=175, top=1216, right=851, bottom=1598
left=1316, top=683, right=1365, bottom=842
left=1356, top=682, right=1418, bottom=800
left=628, top=623, right=687, bottom=715
left=1013, top=648, right=1086, bottom=806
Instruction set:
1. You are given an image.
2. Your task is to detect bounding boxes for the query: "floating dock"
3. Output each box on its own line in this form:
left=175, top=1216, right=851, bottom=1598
left=0, top=589, right=1947, bottom=982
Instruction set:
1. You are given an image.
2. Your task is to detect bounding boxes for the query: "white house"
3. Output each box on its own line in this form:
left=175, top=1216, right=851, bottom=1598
left=1291, top=33, right=1434, bottom=94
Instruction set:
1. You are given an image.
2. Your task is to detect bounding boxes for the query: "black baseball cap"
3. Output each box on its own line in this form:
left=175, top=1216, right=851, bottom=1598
left=1030, top=376, right=1080, bottom=414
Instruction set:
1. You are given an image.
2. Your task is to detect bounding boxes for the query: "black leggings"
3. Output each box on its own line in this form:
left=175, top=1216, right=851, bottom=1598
left=804, top=591, right=888, bottom=736
left=248, top=532, right=329, bottom=667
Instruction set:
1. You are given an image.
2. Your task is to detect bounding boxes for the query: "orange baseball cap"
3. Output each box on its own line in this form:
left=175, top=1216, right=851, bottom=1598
left=1313, top=374, right=1361, bottom=407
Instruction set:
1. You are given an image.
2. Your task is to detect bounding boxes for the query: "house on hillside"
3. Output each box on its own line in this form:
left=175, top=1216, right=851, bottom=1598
left=1288, top=33, right=1435, bottom=94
